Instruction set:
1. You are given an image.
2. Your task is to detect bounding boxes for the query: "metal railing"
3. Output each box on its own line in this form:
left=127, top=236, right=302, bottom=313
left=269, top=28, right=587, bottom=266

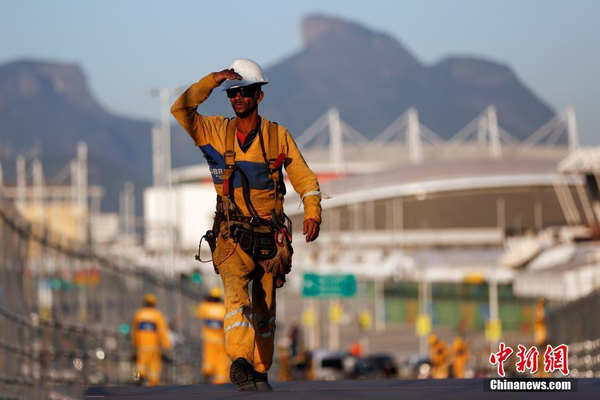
left=0, top=204, right=205, bottom=399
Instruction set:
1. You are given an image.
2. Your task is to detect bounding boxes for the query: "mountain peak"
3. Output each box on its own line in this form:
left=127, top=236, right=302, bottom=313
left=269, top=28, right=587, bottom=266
left=300, top=14, right=422, bottom=73
left=301, top=14, right=365, bottom=47
left=0, top=59, right=103, bottom=114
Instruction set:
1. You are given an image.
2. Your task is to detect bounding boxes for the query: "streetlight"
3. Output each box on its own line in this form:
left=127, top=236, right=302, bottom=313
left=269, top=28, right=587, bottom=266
left=146, top=85, right=187, bottom=277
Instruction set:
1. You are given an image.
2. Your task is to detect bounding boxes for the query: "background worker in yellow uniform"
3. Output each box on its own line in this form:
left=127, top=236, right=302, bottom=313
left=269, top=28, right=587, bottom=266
left=132, top=294, right=171, bottom=386
left=196, top=287, right=229, bottom=384
left=172, top=59, right=322, bottom=392
left=533, top=297, right=547, bottom=346
left=428, top=334, right=450, bottom=379
left=450, top=336, right=469, bottom=378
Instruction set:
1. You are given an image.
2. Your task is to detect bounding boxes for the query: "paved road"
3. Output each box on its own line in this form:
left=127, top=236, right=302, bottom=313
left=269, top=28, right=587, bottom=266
left=86, top=379, right=598, bottom=399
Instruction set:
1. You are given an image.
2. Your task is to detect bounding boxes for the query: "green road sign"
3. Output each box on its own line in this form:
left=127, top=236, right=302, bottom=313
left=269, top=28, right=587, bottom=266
left=302, top=273, right=357, bottom=298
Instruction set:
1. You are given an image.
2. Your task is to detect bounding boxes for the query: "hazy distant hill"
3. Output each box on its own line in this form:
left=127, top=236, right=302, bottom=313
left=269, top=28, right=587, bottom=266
left=1, top=14, right=557, bottom=212
left=0, top=59, right=152, bottom=211
left=196, top=14, right=556, bottom=141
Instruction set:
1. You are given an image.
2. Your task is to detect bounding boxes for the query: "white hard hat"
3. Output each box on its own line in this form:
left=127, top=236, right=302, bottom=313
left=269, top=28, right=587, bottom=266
left=221, top=58, right=268, bottom=91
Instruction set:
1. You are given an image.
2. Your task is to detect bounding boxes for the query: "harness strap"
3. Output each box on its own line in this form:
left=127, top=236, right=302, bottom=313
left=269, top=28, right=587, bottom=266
left=222, top=118, right=287, bottom=227
left=222, top=118, right=237, bottom=197
left=267, top=122, right=286, bottom=216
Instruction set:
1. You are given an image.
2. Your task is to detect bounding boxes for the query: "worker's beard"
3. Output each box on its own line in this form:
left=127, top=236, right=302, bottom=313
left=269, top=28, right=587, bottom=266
left=234, top=102, right=258, bottom=119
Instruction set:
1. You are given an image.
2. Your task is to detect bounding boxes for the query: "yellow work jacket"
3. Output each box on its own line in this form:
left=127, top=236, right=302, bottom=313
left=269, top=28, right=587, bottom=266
left=430, top=341, right=449, bottom=366
left=196, top=300, right=226, bottom=344
left=171, top=73, right=322, bottom=223
left=132, top=307, right=171, bottom=351
left=451, top=341, right=468, bottom=361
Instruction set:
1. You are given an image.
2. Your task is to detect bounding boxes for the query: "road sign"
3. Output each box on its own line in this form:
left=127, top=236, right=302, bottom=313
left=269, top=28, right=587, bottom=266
left=416, top=314, right=432, bottom=337
left=302, top=273, right=357, bottom=298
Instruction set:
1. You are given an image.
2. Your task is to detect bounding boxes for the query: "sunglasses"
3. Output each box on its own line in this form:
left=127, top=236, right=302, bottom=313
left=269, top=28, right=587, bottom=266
left=226, top=85, right=259, bottom=98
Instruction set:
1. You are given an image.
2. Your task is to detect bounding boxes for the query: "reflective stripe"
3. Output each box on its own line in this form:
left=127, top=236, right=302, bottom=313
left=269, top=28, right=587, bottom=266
left=137, top=346, right=160, bottom=351
left=224, top=307, right=244, bottom=320
left=225, top=307, right=253, bottom=321
left=224, top=321, right=253, bottom=333
left=257, top=315, right=276, bottom=329
left=299, top=191, right=331, bottom=208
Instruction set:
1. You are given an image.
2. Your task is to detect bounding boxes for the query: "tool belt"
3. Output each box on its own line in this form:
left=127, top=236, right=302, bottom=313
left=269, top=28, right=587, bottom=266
left=230, top=224, right=278, bottom=261
left=196, top=118, right=293, bottom=288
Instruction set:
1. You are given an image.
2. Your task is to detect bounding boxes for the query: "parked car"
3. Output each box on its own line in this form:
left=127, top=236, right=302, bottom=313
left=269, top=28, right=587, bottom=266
left=399, top=354, right=431, bottom=379
left=311, top=350, right=355, bottom=381
left=351, top=353, right=398, bottom=379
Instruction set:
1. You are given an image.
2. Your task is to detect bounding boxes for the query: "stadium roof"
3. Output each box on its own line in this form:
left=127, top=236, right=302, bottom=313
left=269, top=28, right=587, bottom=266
left=286, top=152, right=578, bottom=213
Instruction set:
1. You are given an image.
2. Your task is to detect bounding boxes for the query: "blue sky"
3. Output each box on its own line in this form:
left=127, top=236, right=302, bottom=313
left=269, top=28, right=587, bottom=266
left=1, top=0, right=598, bottom=144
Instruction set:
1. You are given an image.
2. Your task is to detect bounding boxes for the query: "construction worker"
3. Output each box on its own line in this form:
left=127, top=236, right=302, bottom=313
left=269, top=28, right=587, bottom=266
left=276, top=337, right=291, bottom=382
left=428, top=334, right=450, bottom=379
left=132, top=294, right=171, bottom=386
left=533, top=297, right=547, bottom=347
left=196, top=287, right=229, bottom=384
left=172, top=59, right=322, bottom=392
left=450, top=336, right=469, bottom=378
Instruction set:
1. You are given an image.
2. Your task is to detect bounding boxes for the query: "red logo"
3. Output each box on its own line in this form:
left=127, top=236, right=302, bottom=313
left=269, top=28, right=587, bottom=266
left=489, top=342, right=514, bottom=377
left=543, top=344, right=569, bottom=376
left=489, top=343, right=570, bottom=377
left=515, top=345, right=540, bottom=374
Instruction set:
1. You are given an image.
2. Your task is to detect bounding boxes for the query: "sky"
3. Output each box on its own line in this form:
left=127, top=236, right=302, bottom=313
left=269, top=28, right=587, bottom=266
left=1, top=0, right=599, bottom=144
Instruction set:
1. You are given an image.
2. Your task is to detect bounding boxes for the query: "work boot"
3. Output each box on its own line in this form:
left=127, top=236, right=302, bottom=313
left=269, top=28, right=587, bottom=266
left=230, top=358, right=257, bottom=392
left=254, top=372, right=273, bottom=392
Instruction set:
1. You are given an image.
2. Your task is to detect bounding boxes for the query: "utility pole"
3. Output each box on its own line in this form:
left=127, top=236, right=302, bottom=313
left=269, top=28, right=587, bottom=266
left=148, top=86, right=185, bottom=277
left=477, top=114, right=488, bottom=146
left=374, top=277, right=386, bottom=333
left=407, top=107, right=423, bottom=164
left=487, top=271, right=501, bottom=351
left=32, top=159, right=45, bottom=223
left=77, top=142, right=88, bottom=243
left=16, top=155, right=26, bottom=212
left=566, top=106, right=579, bottom=155
left=152, top=125, right=165, bottom=187
left=418, top=273, right=431, bottom=356
left=328, top=108, right=344, bottom=173
left=487, top=106, right=501, bottom=160
left=120, top=182, right=135, bottom=245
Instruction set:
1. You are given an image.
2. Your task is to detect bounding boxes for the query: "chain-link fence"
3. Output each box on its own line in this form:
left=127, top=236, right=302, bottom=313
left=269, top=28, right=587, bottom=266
left=0, top=204, right=206, bottom=399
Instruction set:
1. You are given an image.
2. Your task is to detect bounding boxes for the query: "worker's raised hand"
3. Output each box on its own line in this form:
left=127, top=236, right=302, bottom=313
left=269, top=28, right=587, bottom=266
left=213, top=69, right=242, bottom=84
left=303, top=218, right=320, bottom=243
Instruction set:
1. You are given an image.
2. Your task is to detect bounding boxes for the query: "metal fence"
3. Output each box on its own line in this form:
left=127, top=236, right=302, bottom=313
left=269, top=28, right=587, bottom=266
left=548, top=289, right=600, bottom=378
left=548, top=289, right=600, bottom=347
left=0, top=204, right=206, bottom=399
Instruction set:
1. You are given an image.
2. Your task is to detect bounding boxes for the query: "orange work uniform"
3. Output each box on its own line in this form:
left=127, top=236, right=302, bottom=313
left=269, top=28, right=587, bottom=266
left=132, top=307, right=171, bottom=386
left=196, top=300, right=230, bottom=383
left=451, top=337, right=469, bottom=378
left=172, top=73, right=322, bottom=373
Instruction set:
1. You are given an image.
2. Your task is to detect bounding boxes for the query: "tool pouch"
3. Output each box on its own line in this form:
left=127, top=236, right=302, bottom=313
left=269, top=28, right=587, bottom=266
left=230, top=224, right=278, bottom=261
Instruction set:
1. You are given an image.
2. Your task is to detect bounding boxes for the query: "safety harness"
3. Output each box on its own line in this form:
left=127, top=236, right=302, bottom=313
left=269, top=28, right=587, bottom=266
left=197, top=118, right=293, bottom=271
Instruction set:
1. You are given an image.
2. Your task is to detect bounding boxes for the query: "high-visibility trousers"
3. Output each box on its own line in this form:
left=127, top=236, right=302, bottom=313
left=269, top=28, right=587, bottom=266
left=214, top=231, right=276, bottom=373
left=136, top=348, right=162, bottom=386
left=202, top=339, right=230, bottom=384
left=431, top=362, right=449, bottom=379
left=452, top=358, right=467, bottom=378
